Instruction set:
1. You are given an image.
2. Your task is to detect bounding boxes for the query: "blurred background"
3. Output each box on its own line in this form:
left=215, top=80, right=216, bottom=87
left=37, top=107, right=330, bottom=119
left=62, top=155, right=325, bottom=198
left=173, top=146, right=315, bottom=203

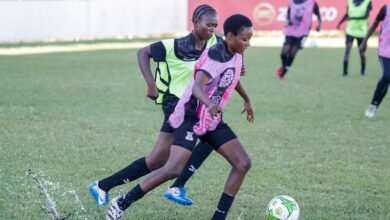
left=0, top=0, right=387, bottom=43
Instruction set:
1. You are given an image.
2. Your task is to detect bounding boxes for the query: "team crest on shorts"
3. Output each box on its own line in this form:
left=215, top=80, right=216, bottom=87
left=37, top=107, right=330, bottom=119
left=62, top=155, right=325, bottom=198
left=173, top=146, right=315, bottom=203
left=185, top=131, right=194, bottom=141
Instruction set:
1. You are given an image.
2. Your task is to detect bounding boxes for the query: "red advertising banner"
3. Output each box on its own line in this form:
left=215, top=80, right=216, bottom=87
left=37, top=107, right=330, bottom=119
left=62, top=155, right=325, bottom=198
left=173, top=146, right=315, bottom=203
left=188, top=0, right=387, bottom=31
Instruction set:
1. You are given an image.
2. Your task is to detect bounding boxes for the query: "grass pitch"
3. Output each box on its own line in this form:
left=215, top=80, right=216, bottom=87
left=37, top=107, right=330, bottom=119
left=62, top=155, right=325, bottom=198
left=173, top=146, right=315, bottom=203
left=1, top=46, right=389, bottom=220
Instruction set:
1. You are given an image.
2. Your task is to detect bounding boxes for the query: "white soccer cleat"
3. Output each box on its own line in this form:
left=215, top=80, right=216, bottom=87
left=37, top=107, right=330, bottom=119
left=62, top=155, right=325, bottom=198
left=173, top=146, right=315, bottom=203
left=106, top=196, right=124, bottom=220
left=365, top=104, right=377, bottom=118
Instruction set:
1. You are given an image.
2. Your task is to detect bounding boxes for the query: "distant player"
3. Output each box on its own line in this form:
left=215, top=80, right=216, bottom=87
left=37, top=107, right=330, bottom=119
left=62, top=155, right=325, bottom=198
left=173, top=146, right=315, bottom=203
left=360, top=3, right=390, bottom=118
left=337, top=0, right=372, bottom=76
left=105, top=14, right=254, bottom=220
left=275, top=0, right=322, bottom=80
left=88, top=4, right=221, bottom=208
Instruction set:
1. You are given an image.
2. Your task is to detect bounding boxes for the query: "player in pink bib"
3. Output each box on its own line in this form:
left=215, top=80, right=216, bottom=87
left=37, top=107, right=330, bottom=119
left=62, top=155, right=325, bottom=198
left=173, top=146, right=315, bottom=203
left=104, top=14, right=254, bottom=220
left=360, top=3, right=390, bottom=118
left=275, top=0, right=322, bottom=79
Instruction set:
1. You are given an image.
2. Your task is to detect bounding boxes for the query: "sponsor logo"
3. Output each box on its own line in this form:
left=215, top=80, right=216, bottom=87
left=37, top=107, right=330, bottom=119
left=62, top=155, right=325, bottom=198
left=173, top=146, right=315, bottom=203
left=252, top=2, right=276, bottom=26
left=185, top=131, right=194, bottom=141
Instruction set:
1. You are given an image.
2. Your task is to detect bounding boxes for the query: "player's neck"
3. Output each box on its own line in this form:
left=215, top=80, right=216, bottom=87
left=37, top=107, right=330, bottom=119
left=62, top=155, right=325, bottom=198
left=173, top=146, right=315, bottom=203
left=192, top=32, right=207, bottom=51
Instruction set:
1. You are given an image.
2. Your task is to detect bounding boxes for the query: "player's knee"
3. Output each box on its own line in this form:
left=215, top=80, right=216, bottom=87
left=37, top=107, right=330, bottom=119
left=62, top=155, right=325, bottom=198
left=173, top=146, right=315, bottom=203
left=145, top=156, right=167, bottom=171
left=235, top=156, right=252, bottom=173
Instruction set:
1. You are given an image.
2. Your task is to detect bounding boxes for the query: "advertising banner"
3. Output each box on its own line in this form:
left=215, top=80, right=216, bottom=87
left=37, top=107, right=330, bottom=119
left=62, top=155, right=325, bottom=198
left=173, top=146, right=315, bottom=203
left=188, top=0, right=387, bottom=31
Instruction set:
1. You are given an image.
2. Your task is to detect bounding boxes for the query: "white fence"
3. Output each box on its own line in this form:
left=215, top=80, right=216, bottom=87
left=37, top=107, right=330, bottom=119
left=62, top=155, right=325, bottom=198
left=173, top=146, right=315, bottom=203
left=0, top=0, right=188, bottom=43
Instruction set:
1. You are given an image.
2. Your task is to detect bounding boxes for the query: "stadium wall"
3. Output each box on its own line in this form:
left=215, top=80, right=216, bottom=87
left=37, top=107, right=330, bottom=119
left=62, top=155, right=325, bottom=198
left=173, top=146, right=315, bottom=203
left=0, top=0, right=188, bottom=43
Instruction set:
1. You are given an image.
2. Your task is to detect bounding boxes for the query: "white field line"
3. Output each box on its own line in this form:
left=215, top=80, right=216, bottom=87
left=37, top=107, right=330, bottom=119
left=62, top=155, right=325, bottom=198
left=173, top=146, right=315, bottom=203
left=0, top=37, right=379, bottom=56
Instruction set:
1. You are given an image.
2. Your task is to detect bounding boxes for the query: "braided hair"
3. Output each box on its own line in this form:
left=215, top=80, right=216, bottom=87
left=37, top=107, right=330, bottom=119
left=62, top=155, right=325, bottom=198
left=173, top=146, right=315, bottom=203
left=192, top=4, right=217, bottom=22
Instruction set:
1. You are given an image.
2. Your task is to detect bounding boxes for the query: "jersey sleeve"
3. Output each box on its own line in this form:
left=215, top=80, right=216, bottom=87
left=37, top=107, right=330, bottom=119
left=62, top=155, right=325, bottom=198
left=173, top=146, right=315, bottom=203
left=150, top=41, right=166, bottom=62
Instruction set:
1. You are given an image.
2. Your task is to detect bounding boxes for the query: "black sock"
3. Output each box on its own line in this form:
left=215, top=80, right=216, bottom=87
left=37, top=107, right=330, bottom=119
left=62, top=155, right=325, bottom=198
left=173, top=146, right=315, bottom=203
left=211, top=193, right=235, bottom=220
left=117, top=184, right=145, bottom=211
left=361, top=62, right=366, bottom=75
left=99, top=157, right=150, bottom=192
left=371, top=76, right=389, bottom=106
left=281, top=54, right=288, bottom=67
left=343, top=60, right=348, bottom=75
left=171, top=142, right=213, bottom=188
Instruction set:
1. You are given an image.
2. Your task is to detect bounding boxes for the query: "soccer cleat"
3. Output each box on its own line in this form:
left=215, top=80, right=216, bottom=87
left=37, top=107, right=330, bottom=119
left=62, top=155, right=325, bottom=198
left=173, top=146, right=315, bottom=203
left=106, top=196, right=124, bottom=220
left=275, top=66, right=285, bottom=80
left=164, top=187, right=193, bottom=206
left=89, top=181, right=110, bottom=207
left=365, top=104, right=377, bottom=118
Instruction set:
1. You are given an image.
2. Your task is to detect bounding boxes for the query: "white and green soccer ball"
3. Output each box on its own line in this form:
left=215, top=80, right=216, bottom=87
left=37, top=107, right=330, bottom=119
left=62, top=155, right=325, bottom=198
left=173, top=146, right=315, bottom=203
left=266, top=195, right=300, bottom=220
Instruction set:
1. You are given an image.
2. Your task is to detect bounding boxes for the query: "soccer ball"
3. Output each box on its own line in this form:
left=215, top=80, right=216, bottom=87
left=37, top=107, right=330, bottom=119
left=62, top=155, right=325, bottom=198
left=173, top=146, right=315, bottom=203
left=266, top=195, right=300, bottom=220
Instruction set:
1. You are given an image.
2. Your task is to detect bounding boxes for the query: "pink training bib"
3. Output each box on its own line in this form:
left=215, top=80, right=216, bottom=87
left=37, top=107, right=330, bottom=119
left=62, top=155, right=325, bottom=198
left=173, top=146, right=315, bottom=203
left=169, top=47, right=242, bottom=136
left=284, top=0, right=315, bottom=37
left=379, top=4, right=390, bottom=59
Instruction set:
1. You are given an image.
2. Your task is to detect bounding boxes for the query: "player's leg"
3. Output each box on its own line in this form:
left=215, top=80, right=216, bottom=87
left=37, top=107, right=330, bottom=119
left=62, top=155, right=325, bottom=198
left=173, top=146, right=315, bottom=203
left=106, top=145, right=193, bottom=220
left=365, top=56, right=390, bottom=118
left=357, top=37, right=366, bottom=75
left=105, top=121, right=197, bottom=219
left=281, top=36, right=303, bottom=78
left=89, top=121, right=173, bottom=207
left=276, top=36, right=293, bottom=79
left=343, top=34, right=354, bottom=76
left=211, top=138, right=251, bottom=220
left=199, top=123, right=251, bottom=220
left=164, top=141, right=214, bottom=205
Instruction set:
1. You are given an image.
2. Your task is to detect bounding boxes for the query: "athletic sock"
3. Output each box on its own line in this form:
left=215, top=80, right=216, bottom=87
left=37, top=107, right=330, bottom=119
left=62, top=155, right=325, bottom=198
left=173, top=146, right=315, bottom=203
left=361, top=62, right=366, bottom=75
left=343, top=60, right=348, bottom=76
left=99, top=157, right=150, bottom=192
left=211, top=193, right=235, bottom=220
left=171, top=142, right=213, bottom=188
left=117, top=184, right=145, bottom=211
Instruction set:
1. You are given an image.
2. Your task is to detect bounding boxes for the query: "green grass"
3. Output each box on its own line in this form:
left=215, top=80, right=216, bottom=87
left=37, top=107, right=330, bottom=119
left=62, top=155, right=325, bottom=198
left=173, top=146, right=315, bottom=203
left=1, top=46, right=389, bottom=220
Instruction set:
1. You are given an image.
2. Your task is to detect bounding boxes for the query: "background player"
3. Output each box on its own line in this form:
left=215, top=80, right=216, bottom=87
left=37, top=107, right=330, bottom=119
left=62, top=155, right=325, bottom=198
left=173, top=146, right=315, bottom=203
left=337, top=0, right=372, bottom=76
left=360, top=3, right=390, bottom=118
left=275, top=0, right=322, bottom=80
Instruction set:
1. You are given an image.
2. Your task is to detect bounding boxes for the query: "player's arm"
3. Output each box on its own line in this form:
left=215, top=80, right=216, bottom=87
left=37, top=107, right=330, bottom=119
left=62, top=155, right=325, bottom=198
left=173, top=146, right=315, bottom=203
left=313, top=2, right=322, bottom=31
left=137, top=45, right=159, bottom=100
left=286, top=6, right=292, bottom=25
left=337, top=7, right=348, bottom=29
left=235, top=80, right=254, bottom=123
left=193, top=70, right=222, bottom=117
left=360, top=5, right=387, bottom=52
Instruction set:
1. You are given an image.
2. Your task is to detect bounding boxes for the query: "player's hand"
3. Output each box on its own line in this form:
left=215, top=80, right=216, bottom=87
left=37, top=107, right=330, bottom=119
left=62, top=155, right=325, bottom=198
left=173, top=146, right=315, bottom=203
left=241, top=101, right=254, bottom=123
left=240, top=64, right=246, bottom=76
left=146, top=84, right=159, bottom=100
left=208, top=103, right=222, bottom=119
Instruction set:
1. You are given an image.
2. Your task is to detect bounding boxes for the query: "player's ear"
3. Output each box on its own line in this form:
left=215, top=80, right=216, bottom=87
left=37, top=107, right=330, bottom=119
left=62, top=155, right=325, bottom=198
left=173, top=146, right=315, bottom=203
left=225, top=32, right=234, bottom=41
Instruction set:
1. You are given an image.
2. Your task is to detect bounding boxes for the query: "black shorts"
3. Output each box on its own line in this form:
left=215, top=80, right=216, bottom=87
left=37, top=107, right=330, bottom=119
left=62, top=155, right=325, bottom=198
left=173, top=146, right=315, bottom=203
left=172, top=119, right=198, bottom=151
left=346, top=34, right=364, bottom=46
left=284, top=35, right=307, bottom=49
left=160, top=94, right=179, bottom=133
left=199, top=121, right=237, bottom=150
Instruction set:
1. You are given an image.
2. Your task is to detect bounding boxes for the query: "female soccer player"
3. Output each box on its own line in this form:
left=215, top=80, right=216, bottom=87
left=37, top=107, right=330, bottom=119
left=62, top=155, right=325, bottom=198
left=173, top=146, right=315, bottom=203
left=105, top=14, right=254, bottom=220
left=360, top=3, right=390, bottom=118
left=337, top=0, right=372, bottom=76
left=89, top=4, right=221, bottom=207
left=275, top=0, right=322, bottom=80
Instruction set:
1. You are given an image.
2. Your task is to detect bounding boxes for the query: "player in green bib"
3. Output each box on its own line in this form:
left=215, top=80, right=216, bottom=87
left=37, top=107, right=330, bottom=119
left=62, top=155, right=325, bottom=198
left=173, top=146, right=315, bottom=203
left=88, top=4, right=223, bottom=211
left=337, top=0, right=372, bottom=76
